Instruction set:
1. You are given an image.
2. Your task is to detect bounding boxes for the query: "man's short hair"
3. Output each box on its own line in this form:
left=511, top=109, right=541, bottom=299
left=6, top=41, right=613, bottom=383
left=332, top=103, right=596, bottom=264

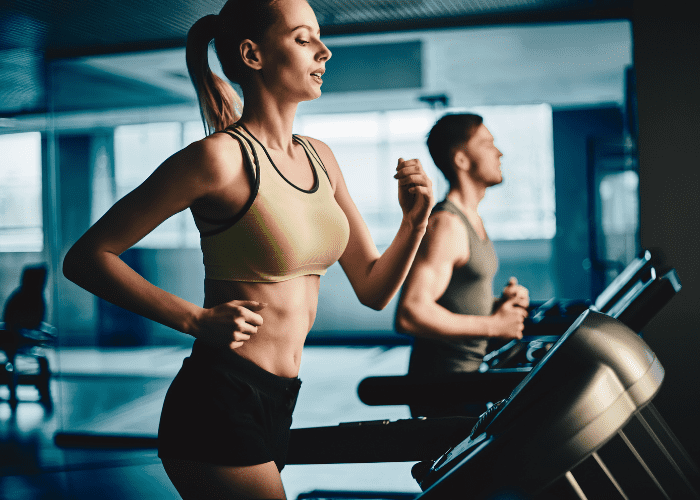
left=426, top=113, right=483, bottom=185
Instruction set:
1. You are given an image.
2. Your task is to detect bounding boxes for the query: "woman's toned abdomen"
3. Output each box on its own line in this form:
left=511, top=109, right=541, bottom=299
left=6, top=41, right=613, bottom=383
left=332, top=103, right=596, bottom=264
left=203, top=276, right=321, bottom=377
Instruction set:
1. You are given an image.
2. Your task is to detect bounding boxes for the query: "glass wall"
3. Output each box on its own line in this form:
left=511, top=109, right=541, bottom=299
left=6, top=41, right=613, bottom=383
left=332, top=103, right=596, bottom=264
left=0, top=132, right=43, bottom=252
left=112, top=121, right=204, bottom=248
left=294, top=104, right=555, bottom=247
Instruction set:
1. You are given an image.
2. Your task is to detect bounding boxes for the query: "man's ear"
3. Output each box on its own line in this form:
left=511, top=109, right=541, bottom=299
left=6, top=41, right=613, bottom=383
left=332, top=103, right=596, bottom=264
left=453, top=148, right=470, bottom=173
left=240, top=39, right=263, bottom=71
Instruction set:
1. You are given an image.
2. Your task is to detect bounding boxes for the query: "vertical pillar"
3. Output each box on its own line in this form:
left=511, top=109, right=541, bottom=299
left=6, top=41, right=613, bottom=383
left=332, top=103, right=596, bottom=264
left=633, top=7, right=700, bottom=461
left=56, top=134, right=98, bottom=345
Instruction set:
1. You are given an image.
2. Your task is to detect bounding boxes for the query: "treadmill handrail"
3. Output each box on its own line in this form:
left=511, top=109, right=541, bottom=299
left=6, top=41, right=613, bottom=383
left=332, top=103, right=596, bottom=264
left=357, top=371, right=528, bottom=407
left=595, top=249, right=652, bottom=312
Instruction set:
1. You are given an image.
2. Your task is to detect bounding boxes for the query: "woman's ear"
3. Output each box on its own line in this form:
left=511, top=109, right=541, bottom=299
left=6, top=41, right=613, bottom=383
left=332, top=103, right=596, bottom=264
left=240, top=39, right=263, bottom=71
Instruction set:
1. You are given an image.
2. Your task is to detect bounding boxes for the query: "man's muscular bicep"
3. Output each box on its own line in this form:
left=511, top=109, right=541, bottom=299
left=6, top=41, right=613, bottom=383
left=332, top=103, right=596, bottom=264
left=402, top=213, right=467, bottom=306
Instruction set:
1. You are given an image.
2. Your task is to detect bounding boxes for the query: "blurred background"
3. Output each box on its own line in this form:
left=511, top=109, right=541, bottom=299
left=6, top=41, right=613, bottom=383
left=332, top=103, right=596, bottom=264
left=1, top=0, right=698, bottom=498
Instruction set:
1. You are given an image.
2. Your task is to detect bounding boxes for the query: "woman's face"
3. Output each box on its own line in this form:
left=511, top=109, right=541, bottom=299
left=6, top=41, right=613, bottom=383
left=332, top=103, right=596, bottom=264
left=256, top=0, right=332, bottom=102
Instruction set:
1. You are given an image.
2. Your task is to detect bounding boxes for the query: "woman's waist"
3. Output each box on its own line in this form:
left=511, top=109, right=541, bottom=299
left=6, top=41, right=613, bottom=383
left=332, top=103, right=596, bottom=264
left=191, top=312, right=308, bottom=377
left=205, top=276, right=318, bottom=319
left=204, top=278, right=316, bottom=376
left=189, top=340, right=302, bottom=391
left=204, top=275, right=320, bottom=306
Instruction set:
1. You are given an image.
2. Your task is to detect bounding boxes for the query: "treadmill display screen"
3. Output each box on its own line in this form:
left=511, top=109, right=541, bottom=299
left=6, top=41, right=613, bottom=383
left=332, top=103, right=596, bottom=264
left=502, top=309, right=590, bottom=405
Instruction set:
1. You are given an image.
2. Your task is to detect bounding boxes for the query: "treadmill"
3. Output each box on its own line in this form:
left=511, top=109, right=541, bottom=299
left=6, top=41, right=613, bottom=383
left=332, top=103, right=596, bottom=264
left=482, top=249, right=656, bottom=371
left=357, top=265, right=681, bottom=412
left=296, top=310, right=699, bottom=499
left=410, top=310, right=700, bottom=499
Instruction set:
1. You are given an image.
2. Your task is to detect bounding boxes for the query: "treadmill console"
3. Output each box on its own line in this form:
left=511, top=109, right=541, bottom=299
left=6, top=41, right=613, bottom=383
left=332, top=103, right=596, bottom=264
left=417, top=310, right=665, bottom=499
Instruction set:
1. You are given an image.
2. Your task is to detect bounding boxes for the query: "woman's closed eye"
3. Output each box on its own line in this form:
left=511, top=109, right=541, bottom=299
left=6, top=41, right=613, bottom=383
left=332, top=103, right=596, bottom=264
left=296, top=39, right=309, bottom=45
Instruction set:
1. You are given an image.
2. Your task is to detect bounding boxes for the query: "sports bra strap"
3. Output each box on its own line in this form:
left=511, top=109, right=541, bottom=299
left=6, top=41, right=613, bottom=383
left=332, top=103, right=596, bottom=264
left=191, top=126, right=260, bottom=227
left=293, top=135, right=331, bottom=184
left=221, top=125, right=259, bottom=182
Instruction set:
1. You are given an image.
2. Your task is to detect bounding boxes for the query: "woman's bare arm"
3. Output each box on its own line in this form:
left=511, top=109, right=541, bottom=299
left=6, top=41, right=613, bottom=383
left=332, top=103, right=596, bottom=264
left=307, top=137, right=433, bottom=311
left=63, top=135, right=264, bottom=346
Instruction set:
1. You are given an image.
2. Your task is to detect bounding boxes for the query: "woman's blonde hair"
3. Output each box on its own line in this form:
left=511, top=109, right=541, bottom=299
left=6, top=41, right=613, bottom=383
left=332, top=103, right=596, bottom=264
left=185, top=1, right=279, bottom=135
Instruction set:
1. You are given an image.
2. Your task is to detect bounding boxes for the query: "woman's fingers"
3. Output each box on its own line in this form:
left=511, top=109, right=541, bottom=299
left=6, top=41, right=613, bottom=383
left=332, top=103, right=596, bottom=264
left=395, top=165, right=429, bottom=179
left=408, top=185, right=432, bottom=195
left=395, top=158, right=434, bottom=226
left=234, top=316, right=259, bottom=335
left=233, top=299, right=267, bottom=311
left=232, top=330, right=251, bottom=342
left=228, top=300, right=266, bottom=326
left=395, top=172, right=431, bottom=186
left=396, top=157, right=421, bottom=169
left=198, top=299, right=268, bottom=349
left=395, top=160, right=432, bottom=198
left=238, top=306, right=265, bottom=327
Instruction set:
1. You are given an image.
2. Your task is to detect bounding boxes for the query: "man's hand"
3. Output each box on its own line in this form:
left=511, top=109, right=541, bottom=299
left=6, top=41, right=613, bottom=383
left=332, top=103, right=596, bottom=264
left=490, top=296, right=528, bottom=340
left=500, top=277, right=529, bottom=309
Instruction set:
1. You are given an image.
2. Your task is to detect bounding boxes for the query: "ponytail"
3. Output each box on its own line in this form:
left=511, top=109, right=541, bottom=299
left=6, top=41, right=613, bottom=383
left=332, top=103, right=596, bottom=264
left=186, top=15, right=243, bottom=135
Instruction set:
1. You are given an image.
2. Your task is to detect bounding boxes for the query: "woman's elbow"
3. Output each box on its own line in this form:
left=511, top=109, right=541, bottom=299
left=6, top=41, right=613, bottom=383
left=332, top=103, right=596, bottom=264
left=62, top=246, right=82, bottom=284
left=62, top=243, right=96, bottom=285
left=360, top=295, right=386, bottom=311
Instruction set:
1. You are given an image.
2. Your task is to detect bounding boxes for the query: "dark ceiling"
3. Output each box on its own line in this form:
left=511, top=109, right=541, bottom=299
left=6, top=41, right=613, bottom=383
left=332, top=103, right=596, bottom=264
left=0, top=0, right=633, bottom=118
left=3, top=0, right=632, bottom=57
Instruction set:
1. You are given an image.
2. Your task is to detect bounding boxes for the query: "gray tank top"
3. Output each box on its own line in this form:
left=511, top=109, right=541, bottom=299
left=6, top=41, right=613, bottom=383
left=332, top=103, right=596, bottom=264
left=409, top=199, right=499, bottom=374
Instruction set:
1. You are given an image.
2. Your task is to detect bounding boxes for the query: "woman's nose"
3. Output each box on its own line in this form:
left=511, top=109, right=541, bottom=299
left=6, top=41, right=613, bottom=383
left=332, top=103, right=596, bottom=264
left=318, top=42, right=331, bottom=62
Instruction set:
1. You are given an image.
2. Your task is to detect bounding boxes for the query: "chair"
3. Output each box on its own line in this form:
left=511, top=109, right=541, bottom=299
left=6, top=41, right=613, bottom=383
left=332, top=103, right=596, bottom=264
left=0, top=264, right=55, bottom=408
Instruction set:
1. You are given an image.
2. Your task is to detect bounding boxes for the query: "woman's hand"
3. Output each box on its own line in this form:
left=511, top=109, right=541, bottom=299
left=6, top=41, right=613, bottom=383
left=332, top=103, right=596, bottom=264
left=394, top=158, right=434, bottom=230
left=194, top=300, right=266, bottom=349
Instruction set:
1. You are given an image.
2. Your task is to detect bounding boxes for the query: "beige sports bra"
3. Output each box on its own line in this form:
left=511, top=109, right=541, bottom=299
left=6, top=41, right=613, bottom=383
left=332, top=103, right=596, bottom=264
left=193, top=124, right=350, bottom=282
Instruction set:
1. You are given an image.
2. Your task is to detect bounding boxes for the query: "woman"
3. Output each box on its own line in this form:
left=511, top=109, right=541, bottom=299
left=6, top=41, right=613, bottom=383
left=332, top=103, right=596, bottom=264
left=63, top=0, right=433, bottom=498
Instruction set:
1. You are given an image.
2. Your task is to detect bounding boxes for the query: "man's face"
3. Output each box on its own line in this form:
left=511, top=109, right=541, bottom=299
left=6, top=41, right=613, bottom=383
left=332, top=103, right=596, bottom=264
left=463, top=124, right=503, bottom=187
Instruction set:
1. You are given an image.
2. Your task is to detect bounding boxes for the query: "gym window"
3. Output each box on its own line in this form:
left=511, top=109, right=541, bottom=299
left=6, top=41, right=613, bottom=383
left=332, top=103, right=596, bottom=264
left=0, top=132, right=43, bottom=252
left=112, top=121, right=204, bottom=248
left=294, top=104, right=555, bottom=246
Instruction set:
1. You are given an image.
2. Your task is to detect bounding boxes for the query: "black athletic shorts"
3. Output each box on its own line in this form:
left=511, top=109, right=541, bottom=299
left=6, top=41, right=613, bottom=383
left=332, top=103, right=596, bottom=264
left=157, top=340, right=302, bottom=471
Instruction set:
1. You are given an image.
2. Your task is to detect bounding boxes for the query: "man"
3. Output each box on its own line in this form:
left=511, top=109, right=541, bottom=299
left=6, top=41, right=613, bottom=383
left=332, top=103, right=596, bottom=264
left=395, top=113, right=529, bottom=417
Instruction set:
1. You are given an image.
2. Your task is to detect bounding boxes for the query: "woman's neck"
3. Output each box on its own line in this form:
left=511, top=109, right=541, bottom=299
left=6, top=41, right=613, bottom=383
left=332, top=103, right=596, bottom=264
left=238, top=88, right=299, bottom=153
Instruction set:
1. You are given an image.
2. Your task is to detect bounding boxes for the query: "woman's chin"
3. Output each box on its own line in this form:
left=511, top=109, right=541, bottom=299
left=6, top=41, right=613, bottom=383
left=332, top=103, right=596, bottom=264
left=284, top=87, right=323, bottom=104
left=307, top=87, right=323, bottom=100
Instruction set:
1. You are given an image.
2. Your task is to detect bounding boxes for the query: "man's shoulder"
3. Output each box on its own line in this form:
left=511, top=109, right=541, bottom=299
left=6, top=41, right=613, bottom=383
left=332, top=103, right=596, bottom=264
left=422, top=205, right=470, bottom=265
left=429, top=207, right=466, bottom=231
left=424, top=210, right=469, bottom=253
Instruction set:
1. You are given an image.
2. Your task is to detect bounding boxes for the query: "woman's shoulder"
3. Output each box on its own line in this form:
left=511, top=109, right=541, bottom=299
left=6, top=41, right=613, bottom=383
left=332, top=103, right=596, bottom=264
left=297, top=135, right=341, bottom=185
left=190, top=130, right=243, bottom=160
left=179, top=131, right=246, bottom=184
left=295, top=135, right=328, bottom=153
left=297, top=136, right=338, bottom=168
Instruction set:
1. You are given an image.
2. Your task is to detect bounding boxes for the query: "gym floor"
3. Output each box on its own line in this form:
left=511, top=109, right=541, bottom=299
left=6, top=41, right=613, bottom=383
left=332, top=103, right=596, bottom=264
left=0, top=345, right=422, bottom=500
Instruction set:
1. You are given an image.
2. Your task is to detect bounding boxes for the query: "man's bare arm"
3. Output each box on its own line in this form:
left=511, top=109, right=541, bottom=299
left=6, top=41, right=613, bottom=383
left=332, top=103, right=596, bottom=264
left=395, top=211, right=526, bottom=340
